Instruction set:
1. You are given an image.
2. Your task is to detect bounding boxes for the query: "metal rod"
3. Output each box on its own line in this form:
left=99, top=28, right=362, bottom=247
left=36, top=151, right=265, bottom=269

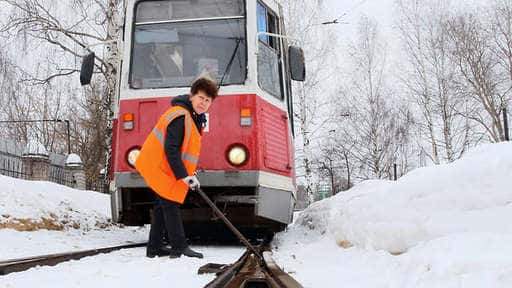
left=504, top=107, right=509, bottom=141
left=65, top=120, right=71, bottom=154
left=194, top=187, right=263, bottom=261
left=329, top=158, right=335, bottom=195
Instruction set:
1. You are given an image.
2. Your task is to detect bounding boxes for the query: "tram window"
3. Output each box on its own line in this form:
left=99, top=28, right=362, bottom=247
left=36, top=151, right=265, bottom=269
left=130, top=1, right=247, bottom=89
left=256, top=2, right=279, bottom=49
left=136, top=0, right=244, bottom=23
left=257, top=3, right=268, bottom=43
left=258, top=44, right=281, bottom=98
left=257, top=2, right=282, bottom=99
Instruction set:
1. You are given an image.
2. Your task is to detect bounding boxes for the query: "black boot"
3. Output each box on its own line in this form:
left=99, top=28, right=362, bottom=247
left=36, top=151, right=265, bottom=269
left=169, top=246, right=203, bottom=259
left=183, top=246, right=203, bottom=258
left=146, top=246, right=172, bottom=258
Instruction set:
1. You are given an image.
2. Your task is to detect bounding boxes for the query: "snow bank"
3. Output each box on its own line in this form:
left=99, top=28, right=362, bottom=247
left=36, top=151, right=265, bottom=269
left=284, top=142, right=512, bottom=254
left=0, top=175, right=151, bottom=259
left=0, top=175, right=111, bottom=231
left=272, top=142, right=512, bottom=287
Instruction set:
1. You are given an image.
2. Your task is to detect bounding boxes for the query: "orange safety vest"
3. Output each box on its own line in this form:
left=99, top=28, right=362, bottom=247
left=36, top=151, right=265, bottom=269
left=135, top=105, right=201, bottom=204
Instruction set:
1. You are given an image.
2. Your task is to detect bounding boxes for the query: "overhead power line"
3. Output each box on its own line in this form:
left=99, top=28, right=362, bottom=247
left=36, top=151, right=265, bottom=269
left=322, top=0, right=371, bottom=25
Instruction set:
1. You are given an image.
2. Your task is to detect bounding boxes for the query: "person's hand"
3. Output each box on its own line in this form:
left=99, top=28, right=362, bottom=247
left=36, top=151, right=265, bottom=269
left=183, top=175, right=200, bottom=190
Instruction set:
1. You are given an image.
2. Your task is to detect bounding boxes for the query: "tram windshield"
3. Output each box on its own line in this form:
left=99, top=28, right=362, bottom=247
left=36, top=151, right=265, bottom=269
left=130, top=0, right=246, bottom=89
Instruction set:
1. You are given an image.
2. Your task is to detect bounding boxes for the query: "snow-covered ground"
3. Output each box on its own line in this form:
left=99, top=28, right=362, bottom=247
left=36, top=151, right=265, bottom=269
left=0, top=176, right=245, bottom=287
left=1, top=142, right=512, bottom=287
left=1, top=246, right=244, bottom=287
left=0, top=175, right=149, bottom=259
left=272, top=142, right=512, bottom=287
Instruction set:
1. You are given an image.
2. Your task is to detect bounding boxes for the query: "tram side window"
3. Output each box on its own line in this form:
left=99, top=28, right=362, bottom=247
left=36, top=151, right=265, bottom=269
left=257, top=2, right=282, bottom=99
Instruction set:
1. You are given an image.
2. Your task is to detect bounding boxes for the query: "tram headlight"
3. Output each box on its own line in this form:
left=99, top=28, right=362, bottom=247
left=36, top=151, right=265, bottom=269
left=227, top=145, right=248, bottom=166
left=127, top=148, right=140, bottom=167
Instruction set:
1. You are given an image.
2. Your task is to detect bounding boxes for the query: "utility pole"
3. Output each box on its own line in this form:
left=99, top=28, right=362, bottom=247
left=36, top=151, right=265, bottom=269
left=504, top=107, right=509, bottom=141
left=328, top=129, right=336, bottom=195
left=329, top=157, right=335, bottom=195
left=63, top=120, right=71, bottom=155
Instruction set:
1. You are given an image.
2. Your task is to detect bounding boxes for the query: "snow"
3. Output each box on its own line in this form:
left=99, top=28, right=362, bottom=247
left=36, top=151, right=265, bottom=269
left=1, top=142, right=512, bottom=287
left=0, top=228, right=147, bottom=259
left=1, top=246, right=244, bottom=287
left=272, top=142, right=512, bottom=287
left=0, top=175, right=108, bottom=224
left=0, top=174, right=150, bottom=259
left=65, top=153, right=82, bottom=167
left=0, top=174, right=244, bottom=287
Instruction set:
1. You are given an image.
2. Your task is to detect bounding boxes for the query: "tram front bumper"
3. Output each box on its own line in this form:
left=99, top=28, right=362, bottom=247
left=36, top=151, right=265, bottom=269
left=114, top=171, right=295, bottom=224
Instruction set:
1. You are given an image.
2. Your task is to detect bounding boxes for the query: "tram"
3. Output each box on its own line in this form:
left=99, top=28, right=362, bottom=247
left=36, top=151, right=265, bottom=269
left=81, top=0, right=305, bottom=237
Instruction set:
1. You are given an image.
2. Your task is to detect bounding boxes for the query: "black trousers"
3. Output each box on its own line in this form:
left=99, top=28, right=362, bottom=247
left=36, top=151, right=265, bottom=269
left=147, top=195, right=187, bottom=251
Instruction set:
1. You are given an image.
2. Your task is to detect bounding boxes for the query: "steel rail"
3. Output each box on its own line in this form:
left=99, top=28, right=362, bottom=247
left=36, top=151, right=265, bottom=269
left=0, top=242, right=147, bottom=276
left=193, top=187, right=302, bottom=287
left=199, top=248, right=303, bottom=288
left=194, top=187, right=264, bottom=262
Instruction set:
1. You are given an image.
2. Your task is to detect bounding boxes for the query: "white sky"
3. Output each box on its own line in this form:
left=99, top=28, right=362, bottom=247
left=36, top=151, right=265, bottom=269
left=324, top=0, right=495, bottom=53
left=324, top=0, right=398, bottom=54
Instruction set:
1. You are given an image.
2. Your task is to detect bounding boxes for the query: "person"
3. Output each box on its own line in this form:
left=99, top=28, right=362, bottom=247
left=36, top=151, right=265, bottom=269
left=135, top=77, right=218, bottom=258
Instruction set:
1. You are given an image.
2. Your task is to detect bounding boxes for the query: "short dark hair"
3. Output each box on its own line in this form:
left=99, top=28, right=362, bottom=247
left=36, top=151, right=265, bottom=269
left=191, top=77, right=218, bottom=100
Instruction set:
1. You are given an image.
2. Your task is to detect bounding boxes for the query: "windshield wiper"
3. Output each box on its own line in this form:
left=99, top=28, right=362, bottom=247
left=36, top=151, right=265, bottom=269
left=218, top=38, right=241, bottom=88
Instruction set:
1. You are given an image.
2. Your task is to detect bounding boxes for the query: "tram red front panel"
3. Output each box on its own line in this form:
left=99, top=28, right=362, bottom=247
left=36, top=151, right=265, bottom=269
left=115, top=94, right=293, bottom=178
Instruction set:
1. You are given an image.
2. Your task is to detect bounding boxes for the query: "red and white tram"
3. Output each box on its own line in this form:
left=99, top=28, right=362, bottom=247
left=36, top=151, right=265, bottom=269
left=82, top=0, right=305, bottom=237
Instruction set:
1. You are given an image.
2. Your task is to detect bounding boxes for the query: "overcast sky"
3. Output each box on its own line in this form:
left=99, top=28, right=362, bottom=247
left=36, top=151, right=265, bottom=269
left=324, top=0, right=396, bottom=47
left=323, top=0, right=494, bottom=57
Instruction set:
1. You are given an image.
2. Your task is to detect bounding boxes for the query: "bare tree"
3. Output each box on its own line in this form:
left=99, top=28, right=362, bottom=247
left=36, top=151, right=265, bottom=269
left=491, top=0, right=512, bottom=138
left=281, top=0, right=338, bottom=205
left=0, top=0, right=122, bottom=185
left=66, top=83, right=109, bottom=189
left=492, top=0, right=512, bottom=83
left=0, top=48, right=81, bottom=157
left=446, top=13, right=509, bottom=142
left=317, top=135, right=356, bottom=193
left=396, top=0, right=472, bottom=164
left=336, top=16, right=403, bottom=180
left=0, top=57, right=36, bottom=144
left=391, top=104, right=415, bottom=177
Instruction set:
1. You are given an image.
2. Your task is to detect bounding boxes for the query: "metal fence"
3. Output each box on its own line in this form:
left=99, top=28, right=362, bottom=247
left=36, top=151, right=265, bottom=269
left=0, top=151, right=28, bottom=179
left=0, top=148, right=74, bottom=188
left=0, top=139, right=109, bottom=193
left=49, top=164, right=74, bottom=187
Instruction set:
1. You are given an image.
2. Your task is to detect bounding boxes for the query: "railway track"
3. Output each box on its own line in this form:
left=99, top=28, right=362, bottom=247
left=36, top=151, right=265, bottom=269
left=200, top=247, right=302, bottom=288
left=1, top=187, right=303, bottom=287
left=1, top=243, right=303, bottom=287
left=0, top=242, right=146, bottom=276
left=196, top=186, right=303, bottom=288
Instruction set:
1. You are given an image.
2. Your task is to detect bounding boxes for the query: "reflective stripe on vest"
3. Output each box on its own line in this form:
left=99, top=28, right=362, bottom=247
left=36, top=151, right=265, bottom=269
left=151, top=111, right=194, bottom=162
left=181, top=153, right=198, bottom=165
left=165, top=110, right=187, bottom=123
left=152, top=127, right=164, bottom=144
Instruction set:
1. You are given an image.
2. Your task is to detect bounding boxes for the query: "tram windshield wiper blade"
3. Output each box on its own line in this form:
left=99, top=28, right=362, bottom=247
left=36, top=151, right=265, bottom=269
left=218, top=38, right=241, bottom=88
